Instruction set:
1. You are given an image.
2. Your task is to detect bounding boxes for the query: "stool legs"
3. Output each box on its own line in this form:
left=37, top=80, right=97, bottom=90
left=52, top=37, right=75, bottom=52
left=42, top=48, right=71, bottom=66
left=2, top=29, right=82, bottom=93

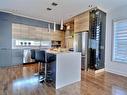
left=39, top=63, right=46, bottom=83
left=45, top=63, right=47, bottom=80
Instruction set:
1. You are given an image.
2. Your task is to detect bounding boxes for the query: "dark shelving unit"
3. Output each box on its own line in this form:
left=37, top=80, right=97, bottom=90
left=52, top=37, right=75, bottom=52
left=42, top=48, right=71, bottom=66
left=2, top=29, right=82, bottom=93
left=87, top=8, right=106, bottom=70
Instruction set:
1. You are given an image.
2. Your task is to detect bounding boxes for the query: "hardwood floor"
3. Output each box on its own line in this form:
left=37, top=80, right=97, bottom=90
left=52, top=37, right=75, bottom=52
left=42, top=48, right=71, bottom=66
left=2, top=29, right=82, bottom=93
left=0, top=64, right=127, bottom=95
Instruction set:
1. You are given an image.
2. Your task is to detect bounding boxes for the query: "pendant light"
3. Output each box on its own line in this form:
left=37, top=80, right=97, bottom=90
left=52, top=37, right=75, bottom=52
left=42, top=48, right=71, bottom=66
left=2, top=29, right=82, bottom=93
left=60, top=18, right=64, bottom=30
left=54, top=22, right=56, bottom=32
left=48, top=23, right=51, bottom=32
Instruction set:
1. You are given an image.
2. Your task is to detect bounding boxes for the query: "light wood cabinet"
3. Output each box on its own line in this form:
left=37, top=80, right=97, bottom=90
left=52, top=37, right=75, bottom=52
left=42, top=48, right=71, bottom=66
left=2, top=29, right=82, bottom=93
left=12, top=23, right=21, bottom=39
left=65, top=37, right=73, bottom=49
left=74, top=11, right=89, bottom=32
left=20, top=24, right=29, bottom=40
left=51, top=30, right=65, bottom=47
left=12, top=23, right=64, bottom=47
left=34, top=27, right=43, bottom=40
left=51, top=30, right=64, bottom=41
left=64, top=21, right=74, bottom=49
left=42, top=28, right=50, bottom=41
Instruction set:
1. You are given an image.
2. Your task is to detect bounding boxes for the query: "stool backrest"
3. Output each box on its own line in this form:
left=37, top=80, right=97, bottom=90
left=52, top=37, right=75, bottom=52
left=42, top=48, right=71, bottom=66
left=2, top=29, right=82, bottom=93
left=47, top=53, right=56, bottom=63
left=31, top=49, right=35, bottom=59
left=35, top=50, right=46, bottom=63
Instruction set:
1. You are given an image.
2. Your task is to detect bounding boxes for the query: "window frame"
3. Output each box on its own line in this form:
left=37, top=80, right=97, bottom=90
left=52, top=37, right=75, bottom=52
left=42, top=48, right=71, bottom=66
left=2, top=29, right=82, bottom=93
left=112, top=18, right=127, bottom=64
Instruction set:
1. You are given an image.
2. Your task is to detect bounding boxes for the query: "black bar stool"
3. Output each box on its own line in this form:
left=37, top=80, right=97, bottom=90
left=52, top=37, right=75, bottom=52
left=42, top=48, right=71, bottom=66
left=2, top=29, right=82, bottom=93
left=31, top=49, right=38, bottom=63
left=35, top=50, right=46, bottom=82
left=31, top=49, right=35, bottom=60
left=46, top=53, right=56, bottom=82
left=35, top=50, right=56, bottom=83
left=31, top=49, right=40, bottom=74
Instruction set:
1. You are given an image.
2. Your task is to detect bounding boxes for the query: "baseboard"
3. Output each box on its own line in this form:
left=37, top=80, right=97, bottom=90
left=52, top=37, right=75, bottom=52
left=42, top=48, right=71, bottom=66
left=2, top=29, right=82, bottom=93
left=95, top=68, right=105, bottom=74
left=105, top=69, right=127, bottom=77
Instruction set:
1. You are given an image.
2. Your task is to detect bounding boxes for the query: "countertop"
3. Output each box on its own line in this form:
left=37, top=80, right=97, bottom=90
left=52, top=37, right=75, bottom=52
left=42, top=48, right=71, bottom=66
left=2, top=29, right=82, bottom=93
left=46, top=50, right=71, bottom=54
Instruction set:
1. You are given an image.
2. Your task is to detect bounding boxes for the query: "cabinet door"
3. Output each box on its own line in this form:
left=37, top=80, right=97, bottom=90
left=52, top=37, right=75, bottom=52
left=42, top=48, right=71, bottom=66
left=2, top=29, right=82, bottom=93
left=42, top=28, right=50, bottom=41
left=28, top=26, right=37, bottom=40
left=12, top=23, right=21, bottom=39
left=20, top=24, right=29, bottom=40
left=34, top=27, right=43, bottom=40
left=74, top=11, right=89, bottom=32
left=51, top=30, right=64, bottom=41
left=66, top=38, right=73, bottom=49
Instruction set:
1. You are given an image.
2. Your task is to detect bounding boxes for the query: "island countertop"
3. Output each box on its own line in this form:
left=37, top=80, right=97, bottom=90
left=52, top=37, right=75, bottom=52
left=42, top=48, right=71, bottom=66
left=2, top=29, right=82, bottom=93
left=46, top=50, right=72, bottom=54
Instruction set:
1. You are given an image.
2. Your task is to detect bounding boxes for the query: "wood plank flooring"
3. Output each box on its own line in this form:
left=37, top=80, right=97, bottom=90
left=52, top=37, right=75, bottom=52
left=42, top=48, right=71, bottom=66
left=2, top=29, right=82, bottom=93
left=0, top=64, right=127, bottom=95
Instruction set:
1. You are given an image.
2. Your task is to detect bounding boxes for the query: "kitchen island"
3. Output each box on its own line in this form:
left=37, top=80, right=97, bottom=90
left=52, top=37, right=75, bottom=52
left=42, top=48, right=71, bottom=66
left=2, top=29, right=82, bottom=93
left=47, top=51, right=81, bottom=89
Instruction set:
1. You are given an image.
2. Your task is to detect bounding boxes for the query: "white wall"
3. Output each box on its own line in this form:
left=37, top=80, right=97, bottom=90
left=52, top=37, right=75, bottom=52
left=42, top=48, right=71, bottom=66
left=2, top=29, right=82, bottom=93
left=105, top=5, right=127, bottom=77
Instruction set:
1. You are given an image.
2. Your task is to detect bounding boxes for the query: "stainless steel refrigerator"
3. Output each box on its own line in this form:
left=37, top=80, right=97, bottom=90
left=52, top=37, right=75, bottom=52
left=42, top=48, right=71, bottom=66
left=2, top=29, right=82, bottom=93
left=74, top=32, right=88, bottom=70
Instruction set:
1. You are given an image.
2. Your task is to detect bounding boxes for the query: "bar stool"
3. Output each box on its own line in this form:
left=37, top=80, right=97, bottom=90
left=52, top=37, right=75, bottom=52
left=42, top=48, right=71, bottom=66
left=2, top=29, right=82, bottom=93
left=31, top=49, right=40, bottom=74
left=35, top=50, right=56, bottom=83
left=31, top=49, right=37, bottom=72
left=35, top=50, right=46, bottom=82
left=31, top=49, right=35, bottom=61
left=46, top=53, right=56, bottom=82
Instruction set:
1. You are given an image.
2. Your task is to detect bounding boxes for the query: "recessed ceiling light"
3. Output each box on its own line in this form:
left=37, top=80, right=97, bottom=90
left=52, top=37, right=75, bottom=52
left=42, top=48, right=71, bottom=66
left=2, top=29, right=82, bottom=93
left=88, top=5, right=93, bottom=8
left=52, top=2, right=58, bottom=6
left=47, top=8, right=52, bottom=11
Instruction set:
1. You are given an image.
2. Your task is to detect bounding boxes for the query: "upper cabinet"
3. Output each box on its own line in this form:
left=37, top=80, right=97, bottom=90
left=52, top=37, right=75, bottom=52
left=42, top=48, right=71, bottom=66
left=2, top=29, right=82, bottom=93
left=51, top=30, right=64, bottom=41
left=64, top=20, right=74, bottom=49
left=51, top=30, right=65, bottom=48
left=74, top=11, right=89, bottom=32
left=12, top=24, right=44, bottom=40
left=12, top=23, right=65, bottom=41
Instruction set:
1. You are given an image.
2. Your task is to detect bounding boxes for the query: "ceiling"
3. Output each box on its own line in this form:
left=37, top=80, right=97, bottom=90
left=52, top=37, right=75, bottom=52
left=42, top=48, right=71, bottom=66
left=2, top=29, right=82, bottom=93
left=0, top=0, right=127, bottom=24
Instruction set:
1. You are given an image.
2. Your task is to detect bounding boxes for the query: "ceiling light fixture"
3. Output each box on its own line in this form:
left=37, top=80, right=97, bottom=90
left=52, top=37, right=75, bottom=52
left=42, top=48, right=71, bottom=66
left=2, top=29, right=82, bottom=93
left=60, top=19, right=64, bottom=30
left=48, top=23, right=51, bottom=32
left=52, top=2, right=58, bottom=6
left=47, top=8, right=52, bottom=11
left=54, top=22, right=56, bottom=32
left=88, top=5, right=93, bottom=8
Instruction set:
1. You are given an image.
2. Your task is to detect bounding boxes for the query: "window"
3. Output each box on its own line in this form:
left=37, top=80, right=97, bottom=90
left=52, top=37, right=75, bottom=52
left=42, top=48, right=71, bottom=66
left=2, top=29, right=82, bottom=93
left=112, top=19, right=127, bottom=63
